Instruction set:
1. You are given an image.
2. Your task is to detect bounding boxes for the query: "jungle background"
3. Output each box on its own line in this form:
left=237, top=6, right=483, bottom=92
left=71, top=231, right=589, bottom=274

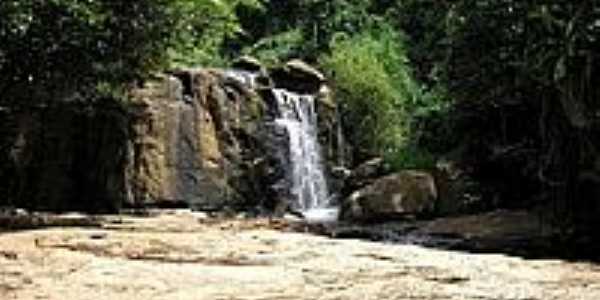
left=1, top=0, right=599, bottom=242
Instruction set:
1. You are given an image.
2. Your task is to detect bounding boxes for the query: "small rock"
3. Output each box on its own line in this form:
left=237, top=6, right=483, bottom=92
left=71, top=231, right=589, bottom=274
left=331, top=166, right=352, bottom=179
left=285, top=59, right=326, bottom=82
left=89, top=233, right=107, bottom=240
left=0, top=250, right=18, bottom=260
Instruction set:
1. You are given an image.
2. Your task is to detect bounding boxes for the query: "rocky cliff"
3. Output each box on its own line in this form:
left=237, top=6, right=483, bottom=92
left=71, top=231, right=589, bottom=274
left=0, top=60, right=343, bottom=213
left=1, top=101, right=130, bottom=212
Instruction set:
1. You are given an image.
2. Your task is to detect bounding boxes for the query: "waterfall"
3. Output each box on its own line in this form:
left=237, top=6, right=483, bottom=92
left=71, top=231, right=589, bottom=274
left=223, top=70, right=258, bottom=89
left=273, top=89, right=339, bottom=223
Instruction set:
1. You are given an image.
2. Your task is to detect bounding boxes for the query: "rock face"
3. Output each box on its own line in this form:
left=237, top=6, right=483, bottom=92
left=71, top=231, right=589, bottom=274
left=127, top=70, right=254, bottom=210
left=0, top=101, right=130, bottom=212
left=123, top=67, right=296, bottom=210
left=284, top=59, right=326, bottom=82
left=0, top=59, right=343, bottom=212
left=270, top=60, right=326, bottom=94
left=342, top=170, right=438, bottom=221
left=232, top=55, right=264, bottom=73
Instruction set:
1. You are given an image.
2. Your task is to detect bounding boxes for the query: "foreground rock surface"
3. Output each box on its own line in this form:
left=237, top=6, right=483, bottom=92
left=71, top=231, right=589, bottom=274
left=1, top=211, right=600, bottom=300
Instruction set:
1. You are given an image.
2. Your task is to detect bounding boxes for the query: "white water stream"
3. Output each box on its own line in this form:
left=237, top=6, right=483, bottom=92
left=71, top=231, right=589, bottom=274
left=272, top=89, right=338, bottom=223
left=223, top=70, right=258, bottom=89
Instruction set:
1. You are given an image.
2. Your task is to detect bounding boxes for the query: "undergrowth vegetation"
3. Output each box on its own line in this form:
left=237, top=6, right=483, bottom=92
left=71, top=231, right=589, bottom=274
left=320, top=23, right=444, bottom=170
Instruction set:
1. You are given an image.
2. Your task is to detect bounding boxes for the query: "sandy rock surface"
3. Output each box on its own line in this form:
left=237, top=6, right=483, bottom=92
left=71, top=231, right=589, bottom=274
left=1, top=210, right=600, bottom=300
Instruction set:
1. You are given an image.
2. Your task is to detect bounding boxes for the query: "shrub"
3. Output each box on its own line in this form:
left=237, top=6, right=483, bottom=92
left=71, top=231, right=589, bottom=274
left=320, top=22, right=446, bottom=170
left=241, top=30, right=305, bottom=67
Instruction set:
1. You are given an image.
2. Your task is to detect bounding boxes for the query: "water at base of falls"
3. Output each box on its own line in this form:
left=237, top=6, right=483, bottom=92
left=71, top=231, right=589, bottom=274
left=273, top=89, right=336, bottom=221
left=302, top=207, right=340, bottom=224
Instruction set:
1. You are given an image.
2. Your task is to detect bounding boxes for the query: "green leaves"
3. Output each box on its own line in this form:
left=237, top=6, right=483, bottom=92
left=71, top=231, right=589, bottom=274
left=320, top=22, right=444, bottom=169
left=0, top=0, right=176, bottom=104
left=0, top=0, right=265, bottom=104
left=237, top=0, right=378, bottom=64
left=167, top=0, right=263, bottom=67
left=403, top=0, right=600, bottom=220
left=242, top=30, right=305, bottom=66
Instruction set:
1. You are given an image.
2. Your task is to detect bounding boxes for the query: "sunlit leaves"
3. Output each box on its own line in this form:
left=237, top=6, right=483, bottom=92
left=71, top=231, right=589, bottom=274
left=167, top=0, right=263, bottom=67
left=320, top=22, right=442, bottom=168
left=0, top=0, right=264, bottom=104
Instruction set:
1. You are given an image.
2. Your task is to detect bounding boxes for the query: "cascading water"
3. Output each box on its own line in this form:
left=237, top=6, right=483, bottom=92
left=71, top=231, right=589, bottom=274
left=223, top=70, right=258, bottom=89
left=272, top=89, right=339, bottom=223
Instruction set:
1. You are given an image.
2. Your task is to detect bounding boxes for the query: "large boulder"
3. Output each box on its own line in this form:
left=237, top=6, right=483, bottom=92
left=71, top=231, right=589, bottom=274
left=342, top=170, right=438, bottom=222
left=284, top=59, right=326, bottom=82
left=270, top=59, right=326, bottom=94
left=232, top=55, right=264, bottom=73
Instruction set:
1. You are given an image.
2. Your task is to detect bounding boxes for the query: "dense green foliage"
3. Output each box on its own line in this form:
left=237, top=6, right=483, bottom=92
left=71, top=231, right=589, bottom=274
left=0, top=0, right=172, bottom=104
left=320, top=23, right=441, bottom=169
left=0, top=0, right=260, bottom=105
left=168, top=0, right=262, bottom=67
left=237, top=0, right=374, bottom=63
left=450, top=1, right=599, bottom=233
left=391, top=1, right=600, bottom=233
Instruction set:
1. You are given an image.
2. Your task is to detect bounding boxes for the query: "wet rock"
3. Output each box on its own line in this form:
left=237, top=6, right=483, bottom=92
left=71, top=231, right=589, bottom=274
left=129, top=65, right=338, bottom=212
left=314, top=85, right=344, bottom=187
left=284, top=59, right=326, bottom=82
left=270, top=59, right=326, bottom=94
left=232, top=55, right=264, bottom=73
left=316, top=84, right=336, bottom=109
left=129, top=69, right=267, bottom=210
left=342, top=170, right=438, bottom=222
left=331, top=166, right=352, bottom=180
left=1, top=61, right=341, bottom=214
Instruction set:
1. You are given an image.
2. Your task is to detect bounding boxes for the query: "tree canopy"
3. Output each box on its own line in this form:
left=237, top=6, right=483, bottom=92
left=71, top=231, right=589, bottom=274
left=0, top=0, right=260, bottom=105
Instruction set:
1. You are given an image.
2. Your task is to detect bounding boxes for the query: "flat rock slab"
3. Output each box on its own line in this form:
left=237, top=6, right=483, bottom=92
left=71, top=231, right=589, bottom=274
left=1, top=211, right=600, bottom=300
